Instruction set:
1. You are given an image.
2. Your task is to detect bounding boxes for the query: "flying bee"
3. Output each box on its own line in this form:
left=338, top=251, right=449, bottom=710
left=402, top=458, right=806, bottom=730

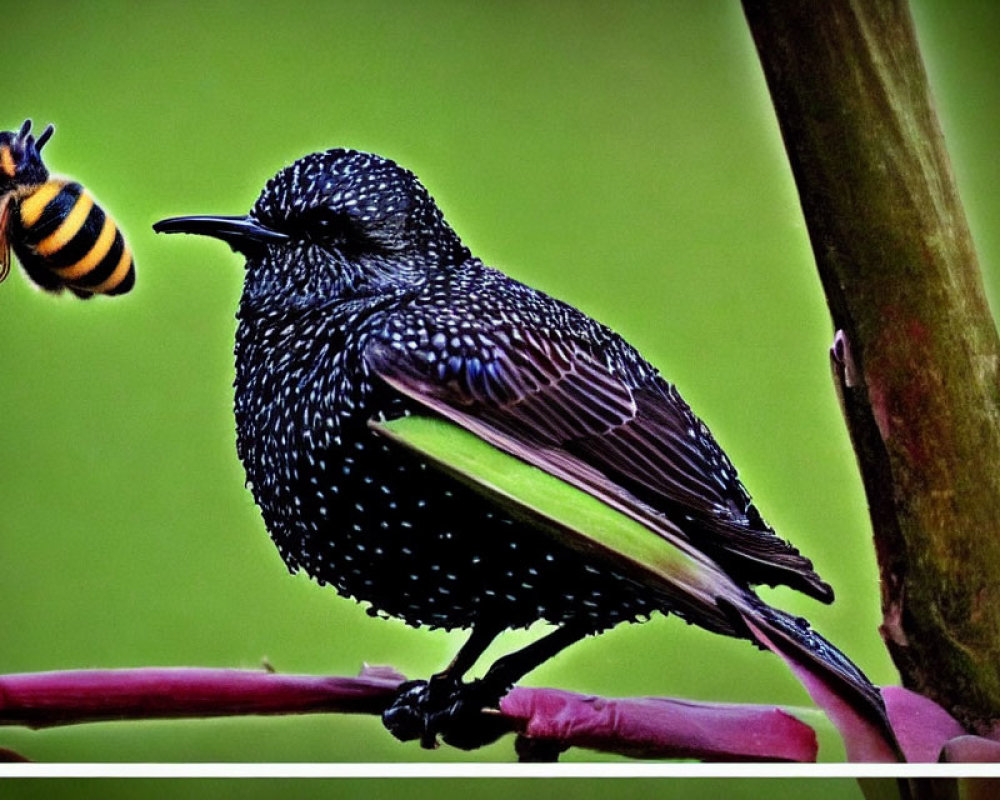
left=0, top=119, right=134, bottom=298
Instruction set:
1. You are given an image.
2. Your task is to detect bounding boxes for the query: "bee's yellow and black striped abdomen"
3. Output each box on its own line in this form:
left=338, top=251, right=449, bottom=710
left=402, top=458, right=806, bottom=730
left=13, top=179, right=135, bottom=298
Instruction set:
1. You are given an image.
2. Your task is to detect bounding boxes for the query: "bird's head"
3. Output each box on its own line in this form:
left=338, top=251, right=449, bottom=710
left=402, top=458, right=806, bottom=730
left=154, top=148, right=470, bottom=303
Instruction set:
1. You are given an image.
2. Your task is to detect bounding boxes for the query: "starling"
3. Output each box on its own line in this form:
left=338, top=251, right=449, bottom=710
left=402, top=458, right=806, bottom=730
left=154, top=149, right=888, bottom=749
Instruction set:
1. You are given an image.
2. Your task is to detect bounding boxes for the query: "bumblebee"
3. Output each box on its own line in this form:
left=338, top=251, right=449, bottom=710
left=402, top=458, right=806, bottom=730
left=0, top=119, right=134, bottom=298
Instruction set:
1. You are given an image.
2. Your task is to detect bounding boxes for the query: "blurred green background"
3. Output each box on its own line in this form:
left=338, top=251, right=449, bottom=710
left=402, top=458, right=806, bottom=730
left=0, top=0, right=996, bottom=792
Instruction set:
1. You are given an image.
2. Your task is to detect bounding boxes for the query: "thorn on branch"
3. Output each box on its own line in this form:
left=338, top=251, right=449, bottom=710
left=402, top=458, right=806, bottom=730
left=831, top=329, right=860, bottom=388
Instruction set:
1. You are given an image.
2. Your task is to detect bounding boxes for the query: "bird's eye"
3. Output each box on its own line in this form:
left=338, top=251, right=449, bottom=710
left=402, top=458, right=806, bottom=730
left=290, top=206, right=381, bottom=254
left=301, top=207, right=350, bottom=234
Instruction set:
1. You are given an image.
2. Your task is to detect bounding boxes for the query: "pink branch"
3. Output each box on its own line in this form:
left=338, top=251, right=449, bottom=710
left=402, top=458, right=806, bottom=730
left=0, top=666, right=818, bottom=762
left=501, top=687, right=815, bottom=762
left=0, top=667, right=399, bottom=728
left=5, top=666, right=997, bottom=761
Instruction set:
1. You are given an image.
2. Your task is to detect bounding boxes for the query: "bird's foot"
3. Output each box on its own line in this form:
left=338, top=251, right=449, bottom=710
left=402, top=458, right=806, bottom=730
left=381, top=676, right=511, bottom=750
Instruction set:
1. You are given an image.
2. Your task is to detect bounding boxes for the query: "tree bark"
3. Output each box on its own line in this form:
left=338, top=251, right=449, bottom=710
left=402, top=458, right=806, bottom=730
left=742, top=0, right=1000, bottom=734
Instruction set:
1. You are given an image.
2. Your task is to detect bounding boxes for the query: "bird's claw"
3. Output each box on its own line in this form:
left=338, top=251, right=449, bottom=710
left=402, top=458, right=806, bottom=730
left=381, top=677, right=511, bottom=750
left=381, top=679, right=440, bottom=747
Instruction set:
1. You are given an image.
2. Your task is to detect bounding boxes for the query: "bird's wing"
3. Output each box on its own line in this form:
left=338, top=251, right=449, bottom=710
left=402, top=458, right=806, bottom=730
left=363, top=325, right=832, bottom=602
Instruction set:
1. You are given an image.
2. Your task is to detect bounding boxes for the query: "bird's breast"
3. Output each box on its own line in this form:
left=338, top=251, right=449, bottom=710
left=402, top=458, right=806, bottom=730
left=229, top=301, right=662, bottom=632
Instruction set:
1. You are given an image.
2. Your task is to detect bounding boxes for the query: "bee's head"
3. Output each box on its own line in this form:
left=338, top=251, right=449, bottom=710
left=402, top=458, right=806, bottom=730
left=0, top=119, right=53, bottom=193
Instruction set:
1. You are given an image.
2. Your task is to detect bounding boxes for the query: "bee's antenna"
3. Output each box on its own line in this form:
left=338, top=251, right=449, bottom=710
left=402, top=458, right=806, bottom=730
left=17, top=119, right=31, bottom=141
left=35, top=124, right=54, bottom=152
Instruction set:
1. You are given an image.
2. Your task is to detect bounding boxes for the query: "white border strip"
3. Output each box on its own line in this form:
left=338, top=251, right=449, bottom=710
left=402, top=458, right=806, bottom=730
left=2, top=764, right=1000, bottom=778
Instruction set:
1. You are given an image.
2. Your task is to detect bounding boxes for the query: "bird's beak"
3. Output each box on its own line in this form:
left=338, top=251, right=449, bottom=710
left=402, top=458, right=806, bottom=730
left=153, top=215, right=289, bottom=254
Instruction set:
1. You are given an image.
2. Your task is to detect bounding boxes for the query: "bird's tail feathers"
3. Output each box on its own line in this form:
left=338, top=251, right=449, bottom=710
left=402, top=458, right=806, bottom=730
left=721, top=594, right=903, bottom=762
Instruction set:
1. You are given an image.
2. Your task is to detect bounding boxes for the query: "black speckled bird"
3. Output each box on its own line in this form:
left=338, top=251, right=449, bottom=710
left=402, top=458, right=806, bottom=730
left=154, top=148, right=889, bottom=749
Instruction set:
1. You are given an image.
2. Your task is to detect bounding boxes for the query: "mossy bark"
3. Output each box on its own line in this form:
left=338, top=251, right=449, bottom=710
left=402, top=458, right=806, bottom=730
left=742, top=0, right=1000, bottom=734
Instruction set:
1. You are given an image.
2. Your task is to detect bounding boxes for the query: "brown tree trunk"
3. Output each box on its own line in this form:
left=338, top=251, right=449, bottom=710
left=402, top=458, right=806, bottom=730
left=742, top=0, right=1000, bottom=734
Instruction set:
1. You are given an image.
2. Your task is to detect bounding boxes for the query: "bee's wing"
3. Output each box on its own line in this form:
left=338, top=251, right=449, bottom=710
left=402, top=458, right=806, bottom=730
left=0, top=194, right=11, bottom=284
